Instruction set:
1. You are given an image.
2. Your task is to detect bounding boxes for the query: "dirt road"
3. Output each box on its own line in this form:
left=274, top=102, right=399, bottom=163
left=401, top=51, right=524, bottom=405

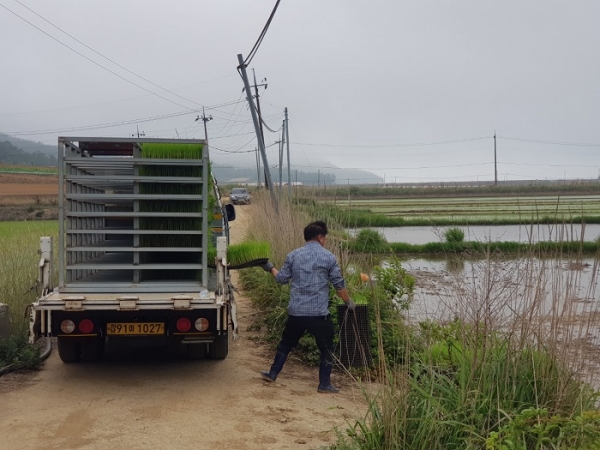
left=0, top=205, right=365, bottom=450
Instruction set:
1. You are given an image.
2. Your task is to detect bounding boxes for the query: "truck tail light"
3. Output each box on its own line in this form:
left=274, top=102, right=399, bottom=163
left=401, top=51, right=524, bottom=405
left=79, top=319, right=94, bottom=334
left=176, top=318, right=191, bottom=333
left=194, top=318, right=209, bottom=331
left=60, top=320, right=75, bottom=334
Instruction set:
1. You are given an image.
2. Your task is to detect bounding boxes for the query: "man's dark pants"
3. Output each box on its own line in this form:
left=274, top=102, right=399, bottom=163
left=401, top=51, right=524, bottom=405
left=269, top=314, right=336, bottom=387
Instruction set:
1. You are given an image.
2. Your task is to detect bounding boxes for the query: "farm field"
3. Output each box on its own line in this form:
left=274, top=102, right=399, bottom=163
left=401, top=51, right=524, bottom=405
left=326, top=194, right=600, bottom=223
left=0, top=220, right=58, bottom=332
left=0, top=172, right=58, bottom=221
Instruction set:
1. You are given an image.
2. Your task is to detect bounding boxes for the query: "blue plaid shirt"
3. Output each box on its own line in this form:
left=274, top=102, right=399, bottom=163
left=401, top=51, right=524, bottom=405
left=275, top=241, right=346, bottom=316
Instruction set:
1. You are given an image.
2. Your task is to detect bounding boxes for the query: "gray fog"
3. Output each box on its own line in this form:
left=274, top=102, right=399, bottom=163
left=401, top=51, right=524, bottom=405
left=1, top=0, right=599, bottom=183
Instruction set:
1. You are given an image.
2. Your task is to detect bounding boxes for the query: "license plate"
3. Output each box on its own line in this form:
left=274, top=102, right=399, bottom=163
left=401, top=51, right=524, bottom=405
left=106, top=322, right=164, bottom=336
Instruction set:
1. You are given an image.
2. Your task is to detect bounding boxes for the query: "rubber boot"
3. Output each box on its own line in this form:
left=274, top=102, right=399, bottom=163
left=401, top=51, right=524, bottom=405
left=317, top=360, right=339, bottom=393
left=261, top=351, right=287, bottom=382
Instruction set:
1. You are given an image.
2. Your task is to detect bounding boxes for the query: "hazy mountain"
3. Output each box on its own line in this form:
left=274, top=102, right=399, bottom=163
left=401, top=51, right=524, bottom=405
left=212, top=164, right=382, bottom=185
left=0, top=139, right=58, bottom=167
left=0, top=134, right=382, bottom=184
left=0, top=134, right=56, bottom=155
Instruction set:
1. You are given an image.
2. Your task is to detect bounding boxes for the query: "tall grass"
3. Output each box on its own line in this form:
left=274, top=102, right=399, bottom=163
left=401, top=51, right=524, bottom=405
left=237, top=192, right=600, bottom=449
left=239, top=192, right=413, bottom=367
left=0, top=221, right=58, bottom=334
left=333, top=249, right=600, bottom=449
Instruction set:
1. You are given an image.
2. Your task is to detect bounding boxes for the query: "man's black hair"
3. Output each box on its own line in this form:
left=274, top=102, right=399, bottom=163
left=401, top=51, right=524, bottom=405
left=304, top=221, right=328, bottom=241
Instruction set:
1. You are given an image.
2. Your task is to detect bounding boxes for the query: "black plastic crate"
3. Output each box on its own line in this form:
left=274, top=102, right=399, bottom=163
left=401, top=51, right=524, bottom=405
left=337, top=304, right=372, bottom=368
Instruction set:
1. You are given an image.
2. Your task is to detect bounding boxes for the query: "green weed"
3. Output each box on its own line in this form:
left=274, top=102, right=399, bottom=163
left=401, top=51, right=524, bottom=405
left=444, top=227, right=465, bottom=242
left=0, top=334, right=41, bottom=370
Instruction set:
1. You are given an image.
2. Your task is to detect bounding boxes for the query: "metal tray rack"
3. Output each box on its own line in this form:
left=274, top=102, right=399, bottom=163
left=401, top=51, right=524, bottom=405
left=58, top=137, right=209, bottom=293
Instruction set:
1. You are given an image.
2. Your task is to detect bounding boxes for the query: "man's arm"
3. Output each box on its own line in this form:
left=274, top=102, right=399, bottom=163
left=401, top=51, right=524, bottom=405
left=262, top=254, right=292, bottom=284
left=336, top=287, right=350, bottom=302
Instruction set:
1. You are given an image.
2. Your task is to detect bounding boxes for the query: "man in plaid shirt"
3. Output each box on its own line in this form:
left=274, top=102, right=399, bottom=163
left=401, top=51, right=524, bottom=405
left=261, top=221, right=356, bottom=393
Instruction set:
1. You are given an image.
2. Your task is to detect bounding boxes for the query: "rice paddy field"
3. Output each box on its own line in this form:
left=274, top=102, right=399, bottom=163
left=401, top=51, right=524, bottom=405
left=328, top=194, right=600, bottom=224
left=0, top=221, right=58, bottom=333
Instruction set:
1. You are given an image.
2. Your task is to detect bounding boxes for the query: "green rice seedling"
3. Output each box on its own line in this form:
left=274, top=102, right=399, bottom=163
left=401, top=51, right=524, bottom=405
left=226, top=241, right=271, bottom=268
left=138, top=143, right=206, bottom=280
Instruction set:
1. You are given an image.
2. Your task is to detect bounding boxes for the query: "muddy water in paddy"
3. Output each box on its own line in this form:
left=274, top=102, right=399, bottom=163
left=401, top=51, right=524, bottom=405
left=399, top=255, right=600, bottom=387
left=353, top=223, right=600, bottom=244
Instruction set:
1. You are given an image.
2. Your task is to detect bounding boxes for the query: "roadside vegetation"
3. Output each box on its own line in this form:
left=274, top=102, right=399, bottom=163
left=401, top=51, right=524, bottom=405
left=0, top=220, right=57, bottom=371
left=240, top=192, right=600, bottom=450
left=0, top=166, right=57, bottom=175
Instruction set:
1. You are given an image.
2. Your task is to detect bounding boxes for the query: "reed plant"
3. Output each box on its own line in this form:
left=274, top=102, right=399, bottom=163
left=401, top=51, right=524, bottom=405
left=238, top=192, right=600, bottom=449
left=333, top=249, right=600, bottom=450
left=239, top=193, right=416, bottom=367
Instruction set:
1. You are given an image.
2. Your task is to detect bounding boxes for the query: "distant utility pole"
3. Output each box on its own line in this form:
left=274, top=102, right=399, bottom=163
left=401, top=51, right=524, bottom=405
left=285, top=107, right=291, bottom=199
left=237, top=53, right=277, bottom=210
left=133, top=126, right=145, bottom=138
left=277, top=135, right=283, bottom=192
left=494, top=131, right=498, bottom=186
left=196, top=107, right=213, bottom=141
left=255, top=148, right=261, bottom=186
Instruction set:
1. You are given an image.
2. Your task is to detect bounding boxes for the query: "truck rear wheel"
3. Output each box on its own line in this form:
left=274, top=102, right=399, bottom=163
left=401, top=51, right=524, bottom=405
left=57, top=337, right=81, bottom=363
left=209, top=333, right=228, bottom=359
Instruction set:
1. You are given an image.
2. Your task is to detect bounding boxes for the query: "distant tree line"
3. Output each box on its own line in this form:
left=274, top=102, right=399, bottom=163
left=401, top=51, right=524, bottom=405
left=0, top=141, right=58, bottom=167
left=213, top=165, right=336, bottom=186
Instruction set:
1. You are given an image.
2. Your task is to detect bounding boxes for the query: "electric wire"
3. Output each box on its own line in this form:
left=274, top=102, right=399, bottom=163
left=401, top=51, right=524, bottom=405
left=259, top=113, right=283, bottom=133
left=4, top=110, right=196, bottom=136
left=3, top=98, right=249, bottom=136
left=0, top=2, right=200, bottom=112
left=498, top=136, right=600, bottom=147
left=241, top=0, right=282, bottom=67
left=290, top=136, right=492, bottom=149
left=12, top=0, right=224, bottom=112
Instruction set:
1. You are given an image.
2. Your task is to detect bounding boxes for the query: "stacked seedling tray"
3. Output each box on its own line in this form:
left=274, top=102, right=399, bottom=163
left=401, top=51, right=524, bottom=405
left=58, top=137, right=209, bottom=293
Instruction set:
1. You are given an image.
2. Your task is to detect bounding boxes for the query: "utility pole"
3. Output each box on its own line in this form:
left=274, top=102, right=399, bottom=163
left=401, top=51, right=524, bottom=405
left=237, top=53, right=277, bottom=210
left=252, top=69, right=269, bottom=189
left=196, top=107, right=213, bottom=141
left=133, top=126, right=145, bottom=138
left=277, top=128, right=284, bottom=193
left=285, top=107, right=291, bottom=199
left=494, top=131, right=498, bottom=186
left=255, top=148, right=260, bottom=187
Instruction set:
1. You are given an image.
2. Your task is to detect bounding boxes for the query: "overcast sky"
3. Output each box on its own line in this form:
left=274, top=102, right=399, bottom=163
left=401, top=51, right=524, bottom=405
left=1, top=0, right=599, bottom=183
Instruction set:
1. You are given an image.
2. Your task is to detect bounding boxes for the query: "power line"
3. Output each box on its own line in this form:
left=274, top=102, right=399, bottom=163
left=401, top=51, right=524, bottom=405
left=3, top=110, right=197, bottom=136
left=259, top=113, right=283, bottom=133
left=498, top=136, right=600, bottom=147
left=0, top=2, right=199, bottom=112
left=3, top=97, right=251, bottom=137
left=241, top=0, right=282, bottom=67
left=290, top=136, right=492, bottom=149
left=0, top=74, right=235, bottom=116
left=292, top=162, right=495, bottom=171
left=13, top=0, right=216, bottom=111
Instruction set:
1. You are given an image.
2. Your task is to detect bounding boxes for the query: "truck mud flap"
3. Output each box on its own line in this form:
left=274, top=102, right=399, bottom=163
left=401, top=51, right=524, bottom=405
left=228, top=281, right=239, bottom=341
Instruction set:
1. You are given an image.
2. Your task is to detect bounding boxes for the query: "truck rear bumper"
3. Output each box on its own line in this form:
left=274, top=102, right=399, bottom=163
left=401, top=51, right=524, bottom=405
left=33, top=292, right=221, bottom=311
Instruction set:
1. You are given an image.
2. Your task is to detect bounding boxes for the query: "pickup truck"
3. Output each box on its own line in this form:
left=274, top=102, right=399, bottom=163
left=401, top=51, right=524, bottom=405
left=29, top=137, right=237, bottom=362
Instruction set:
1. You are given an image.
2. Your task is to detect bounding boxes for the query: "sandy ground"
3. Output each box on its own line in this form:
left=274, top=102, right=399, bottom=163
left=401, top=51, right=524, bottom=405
left=0, top=205, right=366, bottom=450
